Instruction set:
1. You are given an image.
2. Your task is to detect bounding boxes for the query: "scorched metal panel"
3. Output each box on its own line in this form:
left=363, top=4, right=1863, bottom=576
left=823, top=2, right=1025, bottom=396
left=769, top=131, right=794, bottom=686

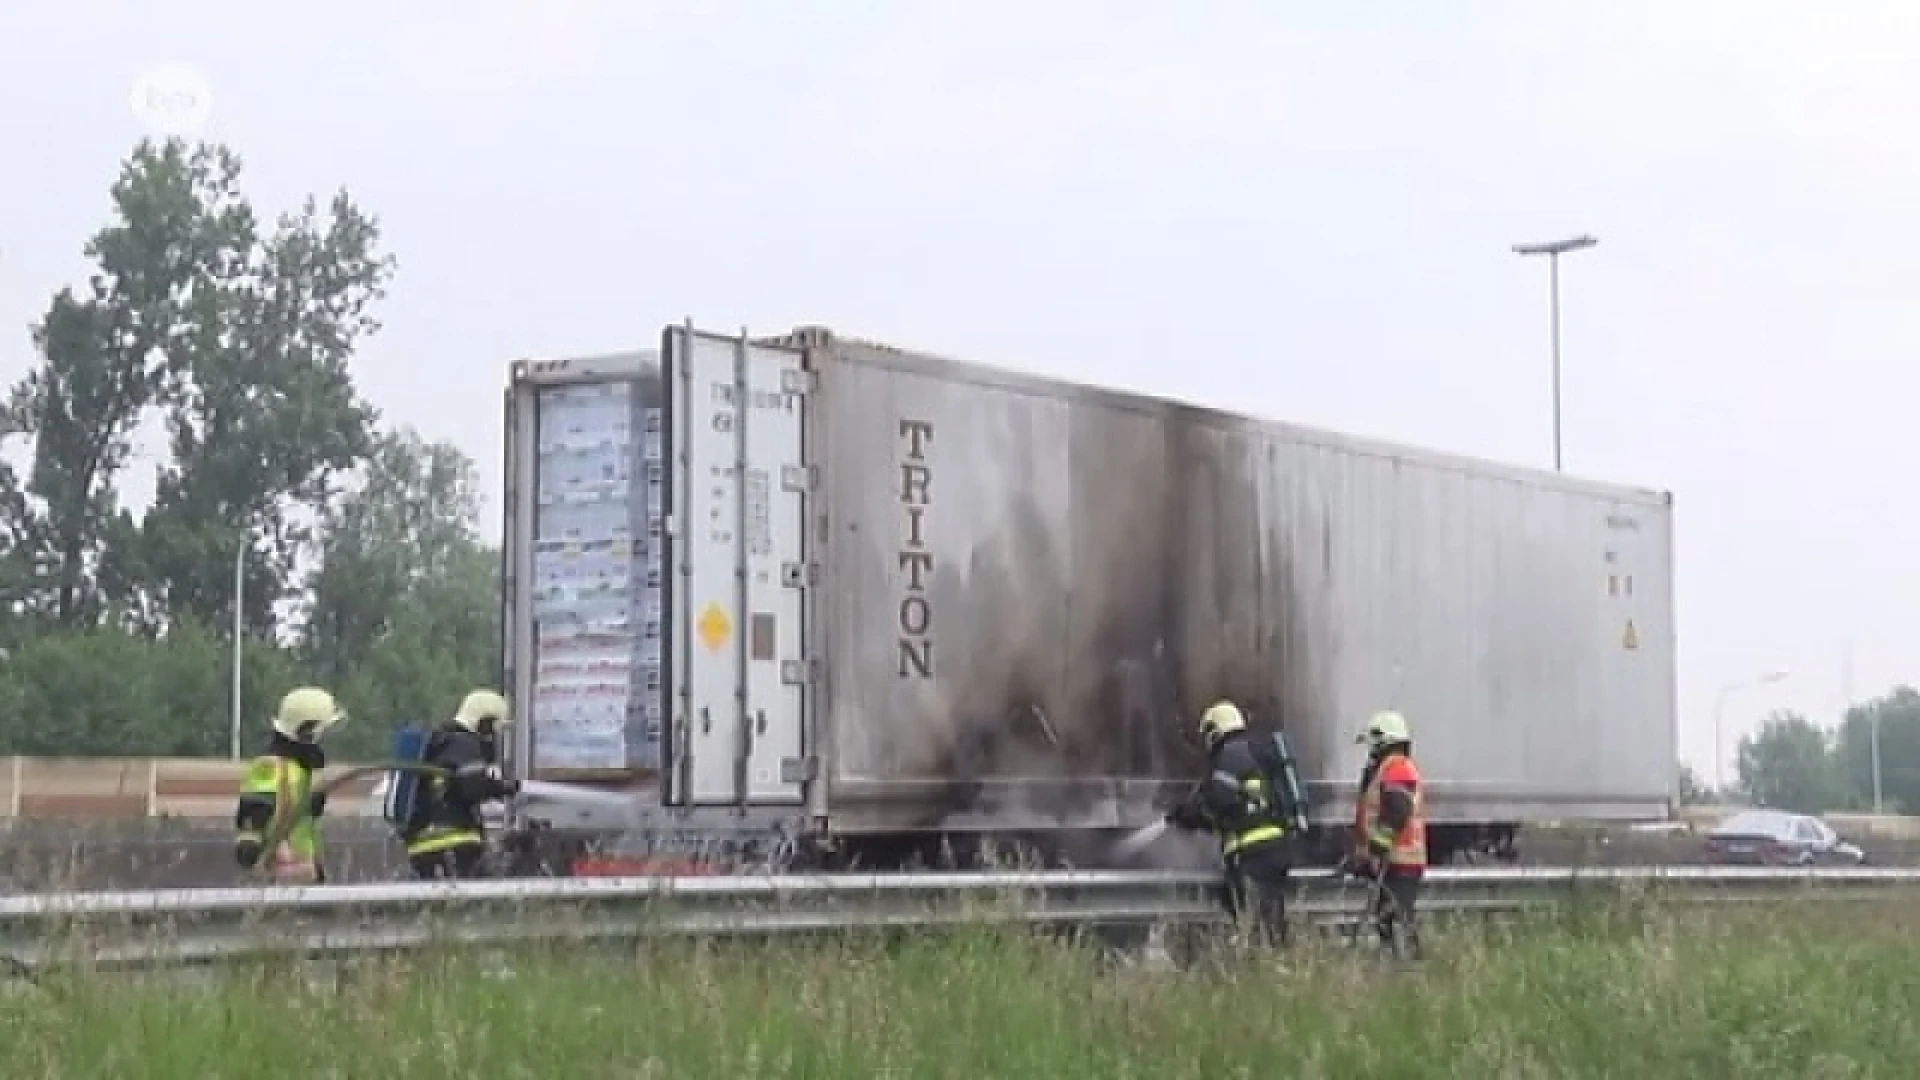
left=804, top=330, right=1675, bottom=830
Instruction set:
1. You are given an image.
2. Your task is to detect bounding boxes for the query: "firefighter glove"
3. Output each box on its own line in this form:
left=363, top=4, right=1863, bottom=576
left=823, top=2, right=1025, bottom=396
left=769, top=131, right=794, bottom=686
left=1166, top=802, right=1206, bottom=831
left=234, top=838, right=264, bottom=870
left=308, top=790, right=328, bottom=818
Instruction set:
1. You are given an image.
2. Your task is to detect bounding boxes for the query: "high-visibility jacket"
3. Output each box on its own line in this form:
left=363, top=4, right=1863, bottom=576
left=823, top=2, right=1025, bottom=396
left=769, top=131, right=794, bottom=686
left=1356, top=751, right=1426, bottom=870
left=235, top=753, right=323, bottom=884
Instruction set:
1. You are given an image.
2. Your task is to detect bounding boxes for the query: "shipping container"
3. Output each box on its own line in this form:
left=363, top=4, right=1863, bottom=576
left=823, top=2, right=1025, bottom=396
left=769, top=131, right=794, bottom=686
left=500, top=323, right=1678, bottom=869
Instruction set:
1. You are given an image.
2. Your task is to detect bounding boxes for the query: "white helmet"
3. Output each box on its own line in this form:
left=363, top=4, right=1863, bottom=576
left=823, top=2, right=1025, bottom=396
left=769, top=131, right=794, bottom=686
left=1356, top=709, right=1412, bottom=752
left=453, top=689, right=511, bottom=734
left=1198, top=700, right=1247, bottom=746
left=272, top=687, right=345, bottom=742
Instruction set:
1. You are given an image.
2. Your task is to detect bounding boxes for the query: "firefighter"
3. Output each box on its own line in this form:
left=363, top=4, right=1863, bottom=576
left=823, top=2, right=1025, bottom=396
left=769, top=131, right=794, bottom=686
left=1346, top=708, right=1427, bottom=962
left=234, top=687, right=345, bottom=885
left=403, top=689, right=521, bottom=880
left=1164, top=700, right=1296, bottom=948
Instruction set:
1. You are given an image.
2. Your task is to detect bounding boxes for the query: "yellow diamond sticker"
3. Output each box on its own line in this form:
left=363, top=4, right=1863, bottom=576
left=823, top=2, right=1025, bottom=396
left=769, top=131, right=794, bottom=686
left=697, top=603, right=732, bottom=654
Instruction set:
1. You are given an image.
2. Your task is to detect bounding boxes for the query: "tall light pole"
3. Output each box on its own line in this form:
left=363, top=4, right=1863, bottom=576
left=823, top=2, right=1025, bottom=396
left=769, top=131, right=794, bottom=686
left=1511, top=233, right=1598, bottom=472
left=1713, top=669, right=1789, bottom=797
left=230, top=535, right=246, bottom=760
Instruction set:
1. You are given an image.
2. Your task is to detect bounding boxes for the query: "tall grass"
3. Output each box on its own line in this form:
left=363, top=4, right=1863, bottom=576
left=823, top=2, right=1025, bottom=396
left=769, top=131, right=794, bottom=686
left=2, top=897, right=1915, bottom=1078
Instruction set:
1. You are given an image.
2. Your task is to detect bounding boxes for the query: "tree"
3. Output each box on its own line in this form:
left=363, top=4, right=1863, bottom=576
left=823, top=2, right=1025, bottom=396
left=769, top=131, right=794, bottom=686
left=300, top=427, right=500, bottom=758
left=0, top=407, right=49, bottom=652
left=0, top=137, right=401, bottom=757
left=5, top=141, right=254, bottom=632
left=1676, top=763, right=1711, bottom=806
left=1834, top=686, right=1920, bottom=814
left=1736, top=710, right=1843, bottom=813
left=8, top=288, right=150, bottom=629
left=125, top=143, right=391, bottom=637
left=0, top=619, right=301, bottom=756
left=1, top=139, right=391, bottom=643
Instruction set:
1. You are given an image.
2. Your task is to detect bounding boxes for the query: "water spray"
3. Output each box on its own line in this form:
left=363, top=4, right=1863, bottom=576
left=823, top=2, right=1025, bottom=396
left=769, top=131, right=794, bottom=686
left=1112, top=818, right=1170, bottom=859
left=516, top=779, right=639, bottom=808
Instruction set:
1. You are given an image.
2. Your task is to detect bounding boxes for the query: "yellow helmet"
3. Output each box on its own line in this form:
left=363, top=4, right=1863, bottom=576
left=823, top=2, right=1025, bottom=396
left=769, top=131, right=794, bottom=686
left=454, top=689, right=511, bottom=733
left=1198, top=700, right=1247, bottom=745
left=272, top=687, right=345, bottom=742
left=1357, top=709, right=1411, bottom=751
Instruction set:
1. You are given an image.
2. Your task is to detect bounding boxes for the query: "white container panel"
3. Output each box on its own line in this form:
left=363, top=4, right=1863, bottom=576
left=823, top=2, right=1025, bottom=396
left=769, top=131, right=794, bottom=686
left=808, top=331, right=1674, bottom=827
left=815, top=352, right=1076, bottom=790
left=1271, top=436, right=1675, bottom=820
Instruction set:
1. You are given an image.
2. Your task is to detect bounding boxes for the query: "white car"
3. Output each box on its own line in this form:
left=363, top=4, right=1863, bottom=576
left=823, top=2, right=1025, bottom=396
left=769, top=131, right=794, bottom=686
left=1704, top=809, right=1866, bottom=866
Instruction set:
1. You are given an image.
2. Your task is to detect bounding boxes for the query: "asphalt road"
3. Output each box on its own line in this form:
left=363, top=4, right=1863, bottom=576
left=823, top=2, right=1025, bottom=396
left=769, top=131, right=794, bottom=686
left=0, top=819, right=414, bottom=892
left=4, top=820, right=1916, bottom=893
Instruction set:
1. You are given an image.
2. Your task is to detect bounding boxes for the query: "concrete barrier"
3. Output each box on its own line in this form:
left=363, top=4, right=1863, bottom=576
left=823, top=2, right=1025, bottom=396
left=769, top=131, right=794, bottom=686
left=0, top=818, right=411, bottom=892
left=0, top=756, right=383, bottom=822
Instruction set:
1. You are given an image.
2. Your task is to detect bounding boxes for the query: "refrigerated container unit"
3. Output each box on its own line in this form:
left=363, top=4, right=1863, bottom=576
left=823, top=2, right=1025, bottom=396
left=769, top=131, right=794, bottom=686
left=500, top=322, right=1679, bottom=871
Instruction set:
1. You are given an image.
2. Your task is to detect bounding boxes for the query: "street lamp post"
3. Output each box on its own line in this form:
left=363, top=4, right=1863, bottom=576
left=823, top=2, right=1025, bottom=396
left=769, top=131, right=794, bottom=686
left=230, top=536, right=245, bottom=761
left=1511, top=234, right=1598, bottom=472
left=1713, top=669, right=1789, bottom=798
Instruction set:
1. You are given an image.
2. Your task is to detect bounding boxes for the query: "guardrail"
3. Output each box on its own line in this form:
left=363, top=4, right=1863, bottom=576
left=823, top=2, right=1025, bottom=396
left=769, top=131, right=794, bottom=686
left=3, top=865, right=1914, bottom=976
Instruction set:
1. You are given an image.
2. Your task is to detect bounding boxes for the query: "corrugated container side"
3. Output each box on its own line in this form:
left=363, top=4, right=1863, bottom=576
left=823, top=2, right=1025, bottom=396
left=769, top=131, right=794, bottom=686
left=810, top=333, right=1675, bottom=830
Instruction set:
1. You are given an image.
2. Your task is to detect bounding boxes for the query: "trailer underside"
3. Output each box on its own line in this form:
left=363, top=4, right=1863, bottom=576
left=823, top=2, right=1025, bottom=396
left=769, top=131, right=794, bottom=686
left=507, top=768, right=1648, bottom=875
left=504, top=814, right=1528, bottom=878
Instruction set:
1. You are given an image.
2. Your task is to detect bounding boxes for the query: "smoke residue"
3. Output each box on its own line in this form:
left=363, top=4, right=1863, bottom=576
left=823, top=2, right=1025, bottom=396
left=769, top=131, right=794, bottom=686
left=820, top=340, right=1324, bottom=859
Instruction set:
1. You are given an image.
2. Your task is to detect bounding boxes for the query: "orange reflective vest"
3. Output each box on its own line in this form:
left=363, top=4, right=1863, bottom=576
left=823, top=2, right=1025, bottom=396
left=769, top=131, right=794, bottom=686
left=1356, top=752, right=1427, bottom=869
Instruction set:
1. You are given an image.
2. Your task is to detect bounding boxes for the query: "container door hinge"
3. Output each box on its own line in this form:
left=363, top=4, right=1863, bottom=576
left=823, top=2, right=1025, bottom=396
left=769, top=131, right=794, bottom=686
left=780, top=369, right=819, bottom=395
left=781, top=561, right=821, bottom=588
left=782, top=465, right=819, bottom=493
left=780, top=756, right=819, bottom=784
left=781, top=658, right=822, bottom=686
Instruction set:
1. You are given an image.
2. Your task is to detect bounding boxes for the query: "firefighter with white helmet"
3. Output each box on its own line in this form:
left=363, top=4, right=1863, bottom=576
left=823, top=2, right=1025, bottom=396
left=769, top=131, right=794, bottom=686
left=233, top=687, right=346, bottom=884
left=1163, top=699, right=1298, bottom=948
left=1347, top=708, right=1427, bottom=962
left=400, top=689, right=521, bottom=879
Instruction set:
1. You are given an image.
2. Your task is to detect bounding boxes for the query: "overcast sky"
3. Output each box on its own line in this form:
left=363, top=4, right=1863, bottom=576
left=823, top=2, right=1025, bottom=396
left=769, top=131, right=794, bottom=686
left=2, top=1, right=1915, bottom=786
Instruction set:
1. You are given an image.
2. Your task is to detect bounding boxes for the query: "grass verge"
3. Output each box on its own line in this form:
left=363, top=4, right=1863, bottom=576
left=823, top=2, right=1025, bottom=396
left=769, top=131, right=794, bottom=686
left=3, top=897, right=1917, bottom=1078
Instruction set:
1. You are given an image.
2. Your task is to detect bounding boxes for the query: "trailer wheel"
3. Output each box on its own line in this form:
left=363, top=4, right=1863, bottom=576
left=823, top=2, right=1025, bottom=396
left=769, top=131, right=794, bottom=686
left=1490, top=825, right=1521, bottom=863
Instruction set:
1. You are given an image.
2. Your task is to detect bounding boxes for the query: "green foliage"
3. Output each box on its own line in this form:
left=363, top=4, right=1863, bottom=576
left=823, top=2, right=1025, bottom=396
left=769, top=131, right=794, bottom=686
left=1736, top=710, right=1844, bottom=813
left=299, top=426, right=501, bottom=759
left=1834, top=687, right=1920, bottom=814
left=0, top=621, right=299, bottom=756
left=1728, top=690, right=1920, bottom=816
left=0, top=137, right=496, bottom=759
left=1676, top=762, right=1710, bottom=805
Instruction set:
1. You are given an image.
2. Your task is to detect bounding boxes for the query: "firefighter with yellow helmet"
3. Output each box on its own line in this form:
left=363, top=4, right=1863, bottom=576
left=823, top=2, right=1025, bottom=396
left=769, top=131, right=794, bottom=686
left=233, top=687, right=345, bottom=884
left=1163, top=699, right=1297, bottom=947
left=401, top=689, right=521, bottom=879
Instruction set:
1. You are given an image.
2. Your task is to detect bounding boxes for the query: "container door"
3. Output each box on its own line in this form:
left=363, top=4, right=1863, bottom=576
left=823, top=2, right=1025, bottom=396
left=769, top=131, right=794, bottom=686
left=662, top=325, right=812, bottom=807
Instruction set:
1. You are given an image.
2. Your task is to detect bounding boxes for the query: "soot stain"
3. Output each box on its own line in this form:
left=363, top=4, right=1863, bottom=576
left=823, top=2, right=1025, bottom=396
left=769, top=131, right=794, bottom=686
left=913, top=399, right=1320, bottom=827
left=916, top=494, right=1065, bottom=823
